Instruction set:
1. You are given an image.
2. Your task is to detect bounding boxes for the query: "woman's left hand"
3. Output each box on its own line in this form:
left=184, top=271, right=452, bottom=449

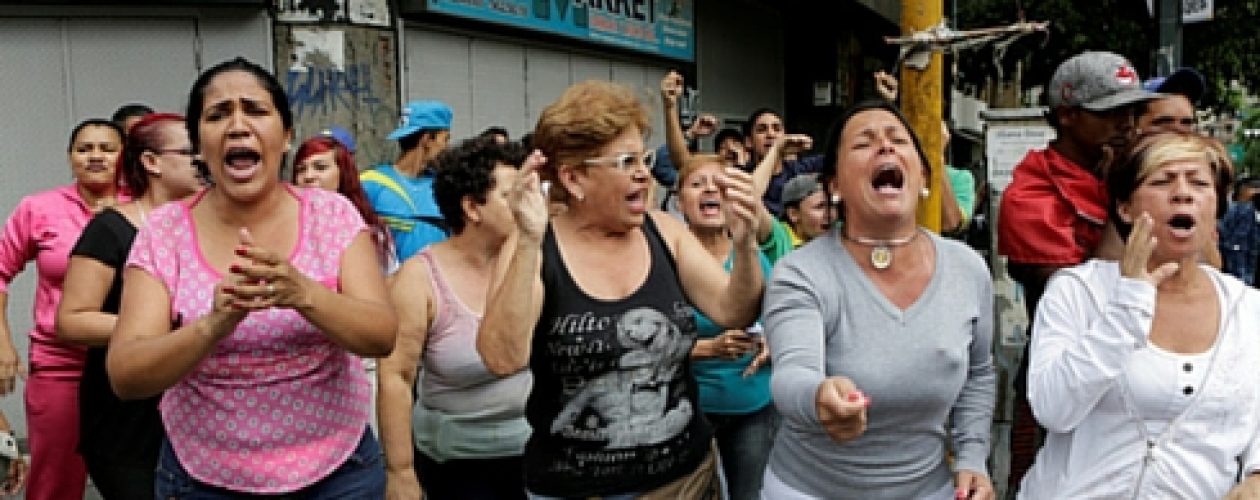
left=1120, top=213, right=1179, bottom=286
left=954, top=470, right=994, bottom=500
left=716, top=167, right=760, bottom=247
left=742, top=337, right=769, bottom=377
left=225, top=228, right=315, bottom=310
left=1226, top=473, right=1260, bottom=500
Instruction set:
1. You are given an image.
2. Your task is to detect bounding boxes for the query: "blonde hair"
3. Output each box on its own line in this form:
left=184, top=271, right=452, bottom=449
left=532, top=80, right=650, bottom=201
left=1107, top=132, right=1234, bottom=234
left=677, top=154, right=725, bottom=187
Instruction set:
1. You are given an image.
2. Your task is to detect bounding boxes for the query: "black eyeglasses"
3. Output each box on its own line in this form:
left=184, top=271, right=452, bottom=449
left=582, top=149, right=656, bottom=173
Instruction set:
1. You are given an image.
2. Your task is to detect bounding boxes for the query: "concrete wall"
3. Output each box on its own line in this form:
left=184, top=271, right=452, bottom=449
left=694, top=0, right=784, bottom=129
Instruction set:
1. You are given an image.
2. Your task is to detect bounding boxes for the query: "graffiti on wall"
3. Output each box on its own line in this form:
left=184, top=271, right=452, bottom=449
left=279, top=26, right=399, bottom=168
left=287, top=63, right=383, bottom=119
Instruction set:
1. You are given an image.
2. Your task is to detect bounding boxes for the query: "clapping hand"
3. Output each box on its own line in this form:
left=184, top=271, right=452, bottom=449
left=221, top=228, right=316, bottom=312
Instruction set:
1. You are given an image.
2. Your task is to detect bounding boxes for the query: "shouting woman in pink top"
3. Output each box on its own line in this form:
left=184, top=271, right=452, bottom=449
left=107, top=57, right=397, bottom=497
left=0, top=118, right=123, bottom=500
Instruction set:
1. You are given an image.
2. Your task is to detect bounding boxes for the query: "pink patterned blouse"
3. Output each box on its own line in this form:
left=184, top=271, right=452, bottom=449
left=127, top=186, right=372, bottom=493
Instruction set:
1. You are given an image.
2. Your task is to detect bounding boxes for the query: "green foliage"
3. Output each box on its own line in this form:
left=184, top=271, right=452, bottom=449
left=1239, top=107, right=1260, bottom=176
left=954, top=0, right=1260, bottom=110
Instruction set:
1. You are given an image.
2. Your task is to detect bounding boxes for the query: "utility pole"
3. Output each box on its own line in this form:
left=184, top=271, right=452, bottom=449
left=1151, top=0, right=1182, bottom=76
left=901, top=0, right=944, bottom=232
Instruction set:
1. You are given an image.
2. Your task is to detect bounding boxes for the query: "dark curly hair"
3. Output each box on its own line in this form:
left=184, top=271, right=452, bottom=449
left=432, top=136, right=527, bottom=235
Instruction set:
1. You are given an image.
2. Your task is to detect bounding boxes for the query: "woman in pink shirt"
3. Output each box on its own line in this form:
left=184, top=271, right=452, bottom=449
left=107, top=57, right=397, bottom=497
left=0, top=118, right=123, bottom=500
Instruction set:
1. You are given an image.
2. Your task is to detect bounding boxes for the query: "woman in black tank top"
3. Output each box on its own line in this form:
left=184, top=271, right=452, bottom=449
left=478, top=80, right=766, bottom=499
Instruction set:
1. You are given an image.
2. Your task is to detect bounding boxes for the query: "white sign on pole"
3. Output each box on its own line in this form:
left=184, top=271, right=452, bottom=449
left=986, top=125, right=1055, bottom=192
left=1145, top=0, right=1214, bottom=23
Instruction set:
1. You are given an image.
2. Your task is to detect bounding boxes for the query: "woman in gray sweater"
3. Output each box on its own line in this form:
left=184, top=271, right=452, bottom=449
left=762, top=100, right=996, bottom=500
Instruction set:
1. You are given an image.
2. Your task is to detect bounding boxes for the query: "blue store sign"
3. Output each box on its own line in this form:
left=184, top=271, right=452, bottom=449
left=426, top=0, right=695, bottom=62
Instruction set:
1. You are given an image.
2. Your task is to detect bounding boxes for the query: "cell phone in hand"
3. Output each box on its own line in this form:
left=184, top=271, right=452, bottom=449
left=745, top=322, right=764, bottom=337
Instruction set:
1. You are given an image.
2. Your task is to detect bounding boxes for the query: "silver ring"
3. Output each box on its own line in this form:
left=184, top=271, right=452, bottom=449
left=266, top=283, right=276, bottom=295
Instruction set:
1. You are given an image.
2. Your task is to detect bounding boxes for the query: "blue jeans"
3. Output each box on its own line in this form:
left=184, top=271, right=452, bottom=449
left=708, top=405, right=780, bottom=500
left=155, top=429, right=385, bottom=499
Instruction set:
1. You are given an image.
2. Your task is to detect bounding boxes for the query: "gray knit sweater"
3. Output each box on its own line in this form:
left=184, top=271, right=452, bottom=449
left=764, top=228, right=995, bottom=499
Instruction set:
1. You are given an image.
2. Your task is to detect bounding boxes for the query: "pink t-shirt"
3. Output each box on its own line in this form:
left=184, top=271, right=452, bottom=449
left=127, top=186, right=372, bottom=493
left=0, top=185, right=99, bottom=376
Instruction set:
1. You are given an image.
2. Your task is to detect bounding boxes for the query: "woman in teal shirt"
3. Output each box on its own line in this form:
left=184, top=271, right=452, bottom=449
left=677, top=154, right=778, bottom=500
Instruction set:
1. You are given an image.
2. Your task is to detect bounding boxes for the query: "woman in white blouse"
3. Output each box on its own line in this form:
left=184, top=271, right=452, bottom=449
left=1020, top=132, right=1260, bottom=499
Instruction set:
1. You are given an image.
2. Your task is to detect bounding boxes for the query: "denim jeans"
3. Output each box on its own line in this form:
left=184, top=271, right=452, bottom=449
left=155, top=429, right=384, bottom=499
left=708, top=404, right=780, bottom=500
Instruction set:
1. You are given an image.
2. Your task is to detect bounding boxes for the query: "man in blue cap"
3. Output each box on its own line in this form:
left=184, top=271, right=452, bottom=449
left=361, top=100, right=453, bottom=262
left=1137, top=67, right=1205, bottom=134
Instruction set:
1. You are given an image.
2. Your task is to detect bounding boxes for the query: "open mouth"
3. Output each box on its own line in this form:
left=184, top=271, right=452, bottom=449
left=698, top=199, right=721, bottom=217
left=223, top=147, right=262, bottom=182
left=871, top=163, right=905, bottom=194
left=625, top=189, right=647, bottom=213
left=1168, top=213, right=1196, bottom=238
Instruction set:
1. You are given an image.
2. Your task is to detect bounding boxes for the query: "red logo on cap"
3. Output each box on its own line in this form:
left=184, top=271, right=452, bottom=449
left=1060, top=83, right=1074, bottom=103
left=1115, top=65, right=1137, bottom=85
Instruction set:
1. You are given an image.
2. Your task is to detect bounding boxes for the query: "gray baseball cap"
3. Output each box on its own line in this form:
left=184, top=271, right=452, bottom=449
left=1048, top=51, right=1160, bottom=111
left=782, top=173, right=822, bottom=208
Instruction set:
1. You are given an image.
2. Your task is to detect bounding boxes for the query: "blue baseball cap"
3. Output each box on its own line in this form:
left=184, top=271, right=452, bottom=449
left=320, top=126, right=356, bottom=153
left=1143, top=68, right=1206, bottom=105
left=388, top=100, right=453, bottom=141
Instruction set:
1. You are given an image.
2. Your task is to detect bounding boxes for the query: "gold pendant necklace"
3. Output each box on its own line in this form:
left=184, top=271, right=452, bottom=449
left=843, top=230, right=918, bottom=270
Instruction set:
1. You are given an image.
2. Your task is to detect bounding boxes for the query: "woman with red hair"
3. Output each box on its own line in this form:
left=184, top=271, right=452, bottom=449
left=293, top=134, right=396, bottom=271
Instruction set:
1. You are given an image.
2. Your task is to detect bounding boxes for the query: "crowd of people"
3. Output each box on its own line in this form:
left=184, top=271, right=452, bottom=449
left=0, top=46, right=1256, bottom=500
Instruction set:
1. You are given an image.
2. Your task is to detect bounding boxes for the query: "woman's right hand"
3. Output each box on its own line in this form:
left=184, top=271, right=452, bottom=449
left=386, top=467, right=423, bottom=500
left=511, top=151, right=549, bottom=242
left=1120, top=212, right=1179, bottom=287
left=708, top=330, right=758, bottom=360
left=816, top=376, right=870, bottom=443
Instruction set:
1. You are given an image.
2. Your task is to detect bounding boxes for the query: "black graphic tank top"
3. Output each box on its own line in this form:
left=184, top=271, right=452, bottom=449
left=525, top=215, right=712, bottom=497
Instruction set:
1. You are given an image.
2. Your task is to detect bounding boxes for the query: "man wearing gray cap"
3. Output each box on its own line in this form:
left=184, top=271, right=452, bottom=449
left=997, top=50, right=1160, bottom=491
left=779, top=173, right=834, bottom=248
